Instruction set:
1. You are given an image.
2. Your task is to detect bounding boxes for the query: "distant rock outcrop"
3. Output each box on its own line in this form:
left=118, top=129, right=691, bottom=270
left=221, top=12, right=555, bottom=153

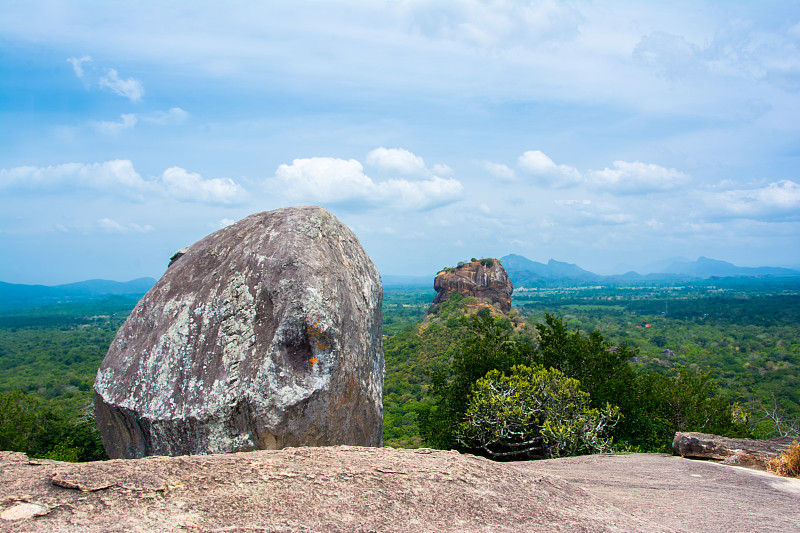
left=673, top=432, right=796, bottom=466
left=94, top=206, right=383, bottom=459
left=430, top=259, right=513, bottom=313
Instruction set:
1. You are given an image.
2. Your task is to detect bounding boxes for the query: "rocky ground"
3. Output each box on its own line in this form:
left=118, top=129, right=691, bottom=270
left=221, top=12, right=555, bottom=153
left=1, top=446, right=798, bottom=532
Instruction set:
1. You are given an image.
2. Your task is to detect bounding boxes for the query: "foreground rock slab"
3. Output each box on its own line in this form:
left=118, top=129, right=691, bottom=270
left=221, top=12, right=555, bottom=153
left=522, top=452, right=800, bottom=533
left=0, top=447, right=654, bottom=533
left=3, top=448, right=799, bottom=532
left=95, top=206, right=383, bottom=459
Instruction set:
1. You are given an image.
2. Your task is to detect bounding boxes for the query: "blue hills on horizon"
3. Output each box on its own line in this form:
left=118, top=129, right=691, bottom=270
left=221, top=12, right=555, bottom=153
left=381, top=254, right=800, bottom=289
left=499, top=254, right=800, bottom=288
left=0, top=277, right=157, bottom=309
left=2, top=254, right=799, bottom=308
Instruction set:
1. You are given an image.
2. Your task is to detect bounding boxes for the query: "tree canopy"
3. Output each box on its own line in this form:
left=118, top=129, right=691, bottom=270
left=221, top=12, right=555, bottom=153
left=418, top=312, right=750, bottom=457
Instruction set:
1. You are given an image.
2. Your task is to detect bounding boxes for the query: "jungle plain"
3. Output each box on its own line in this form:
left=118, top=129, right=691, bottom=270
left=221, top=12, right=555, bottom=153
left=1, top=275, right=798, bottom=461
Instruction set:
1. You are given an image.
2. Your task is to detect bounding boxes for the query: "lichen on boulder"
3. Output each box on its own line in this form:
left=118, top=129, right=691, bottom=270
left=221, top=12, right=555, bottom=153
left=94, top=206, right=383, bottom=459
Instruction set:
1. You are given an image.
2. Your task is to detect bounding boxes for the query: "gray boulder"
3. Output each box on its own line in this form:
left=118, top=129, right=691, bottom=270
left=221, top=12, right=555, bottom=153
left=94, top=206, right=383, bottom=459
left=673, top=432, right=796, bottom=465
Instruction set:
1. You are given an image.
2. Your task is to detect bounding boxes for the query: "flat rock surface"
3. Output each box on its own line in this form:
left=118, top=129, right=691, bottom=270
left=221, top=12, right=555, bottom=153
left=1, top=448, right=798, bottom=532
left=521, top=452, right=800, bottom=533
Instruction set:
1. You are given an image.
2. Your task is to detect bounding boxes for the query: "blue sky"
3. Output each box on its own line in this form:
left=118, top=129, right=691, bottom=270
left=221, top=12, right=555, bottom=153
left=1, top=0, right=799, bottom=285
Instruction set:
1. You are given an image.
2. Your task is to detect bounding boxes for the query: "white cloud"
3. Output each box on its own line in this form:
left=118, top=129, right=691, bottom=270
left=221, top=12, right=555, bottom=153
left=93, top=113, right=138, bottom=135
left=87, top=108, right=188, bottom=134
left=432, top=163, right=453, bottom=176
left=365, top=147, right=427, bottom=175
left=589, top=161, right=690, bottom=194
left=517, top=150, right=582, bottom=188
left=482, top=161, right=516, bottom=182
left=160, top=167, right=246, bottom=205
left=0, top=160, right=246, bottom=205
left=98, top=218, right=154, bottom=233
left=99, top=68, right=144, bottom=102
left=274, top=156, right=462, bottom=211
left=379, top=175, right=463, bottom=211
left=705, top=180, right=800, bottom=221
left=0, top=160, right=150, bottom=200
left=66, top=56, right=146, bottom=102
left=513, top=151, right=691, bottom=195
left=67, top=55, right=91, bottom=79
left=276, top=157, right=373, bottom=205
left=142, top=107, right=190, bottom=125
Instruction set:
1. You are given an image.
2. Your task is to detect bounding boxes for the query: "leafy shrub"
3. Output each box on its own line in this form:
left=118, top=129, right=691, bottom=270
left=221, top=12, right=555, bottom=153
left=457, top=365, right=619, bottom=459
left=768, top=440, right=800, bottom=478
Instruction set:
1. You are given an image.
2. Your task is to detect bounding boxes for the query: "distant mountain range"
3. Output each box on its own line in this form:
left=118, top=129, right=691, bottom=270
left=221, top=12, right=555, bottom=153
left=2, top=254, right=799, bottom=308
left=0, top=278, right=156, bottom=309
left=500, top=254, right=800, bottom=288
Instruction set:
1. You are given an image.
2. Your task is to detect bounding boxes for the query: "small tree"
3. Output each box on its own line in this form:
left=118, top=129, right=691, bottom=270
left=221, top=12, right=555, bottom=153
left=457, top=365, right=619, bottom=459
left=417, top=313, right=534, bottom=450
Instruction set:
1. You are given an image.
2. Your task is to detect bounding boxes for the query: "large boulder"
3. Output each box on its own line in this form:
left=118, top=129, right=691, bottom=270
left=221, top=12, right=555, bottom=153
left=94, top=206, right=383, bottom=459
left=673, top=432, right=796, bottom=465
left=431, top=259, right=513, bottom=313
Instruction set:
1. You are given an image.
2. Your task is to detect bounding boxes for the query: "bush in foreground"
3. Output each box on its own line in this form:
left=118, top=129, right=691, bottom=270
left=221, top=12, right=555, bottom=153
left=456, top=364, right=619, bottom=459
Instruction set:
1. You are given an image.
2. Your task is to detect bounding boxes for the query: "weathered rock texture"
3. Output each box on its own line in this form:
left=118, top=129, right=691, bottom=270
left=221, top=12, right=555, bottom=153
left=673, top=432, right=796, bottom=465
left=431, top=259, right=513, bottom=313
left=3, top=448, right=800, bottom=532
left=0, top=448, right=650, bottom=532
left=94, top=206, right=383, bottom=459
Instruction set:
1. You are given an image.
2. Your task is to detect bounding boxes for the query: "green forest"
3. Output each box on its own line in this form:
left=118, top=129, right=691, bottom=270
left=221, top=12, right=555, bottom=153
left=383, top=281, right=800, bottom=450
left=1, top=279, right=798, bottom=461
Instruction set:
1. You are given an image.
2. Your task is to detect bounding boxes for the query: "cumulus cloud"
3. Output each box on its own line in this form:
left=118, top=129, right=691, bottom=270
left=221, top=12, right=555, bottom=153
left=93, top=113, right=138, bottom=135
left=705, top=180, right=800, bottom=221
left=98, top=218, right=154, bottom=233
left=589, top=161, right=690, bottom=194
left=482, top=161, right=516, bottom=182
left=513, top=150, right=691, bottom=195
left=0, top=160, right=247, bottom=205
left=0, top=160, right=150, bottom=200
left=99, top=68, right=144, bottom=102
left=432, top=163, right=453, bottom=176
left=274, top=156, right=462, bottom=211
left=161, top=167, right=246, bottom=205
left=276, top=157, right=373, bottom=204
left=365, top=147, right=427, bottom=175
left=517, top=150, right=582, bottom=187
